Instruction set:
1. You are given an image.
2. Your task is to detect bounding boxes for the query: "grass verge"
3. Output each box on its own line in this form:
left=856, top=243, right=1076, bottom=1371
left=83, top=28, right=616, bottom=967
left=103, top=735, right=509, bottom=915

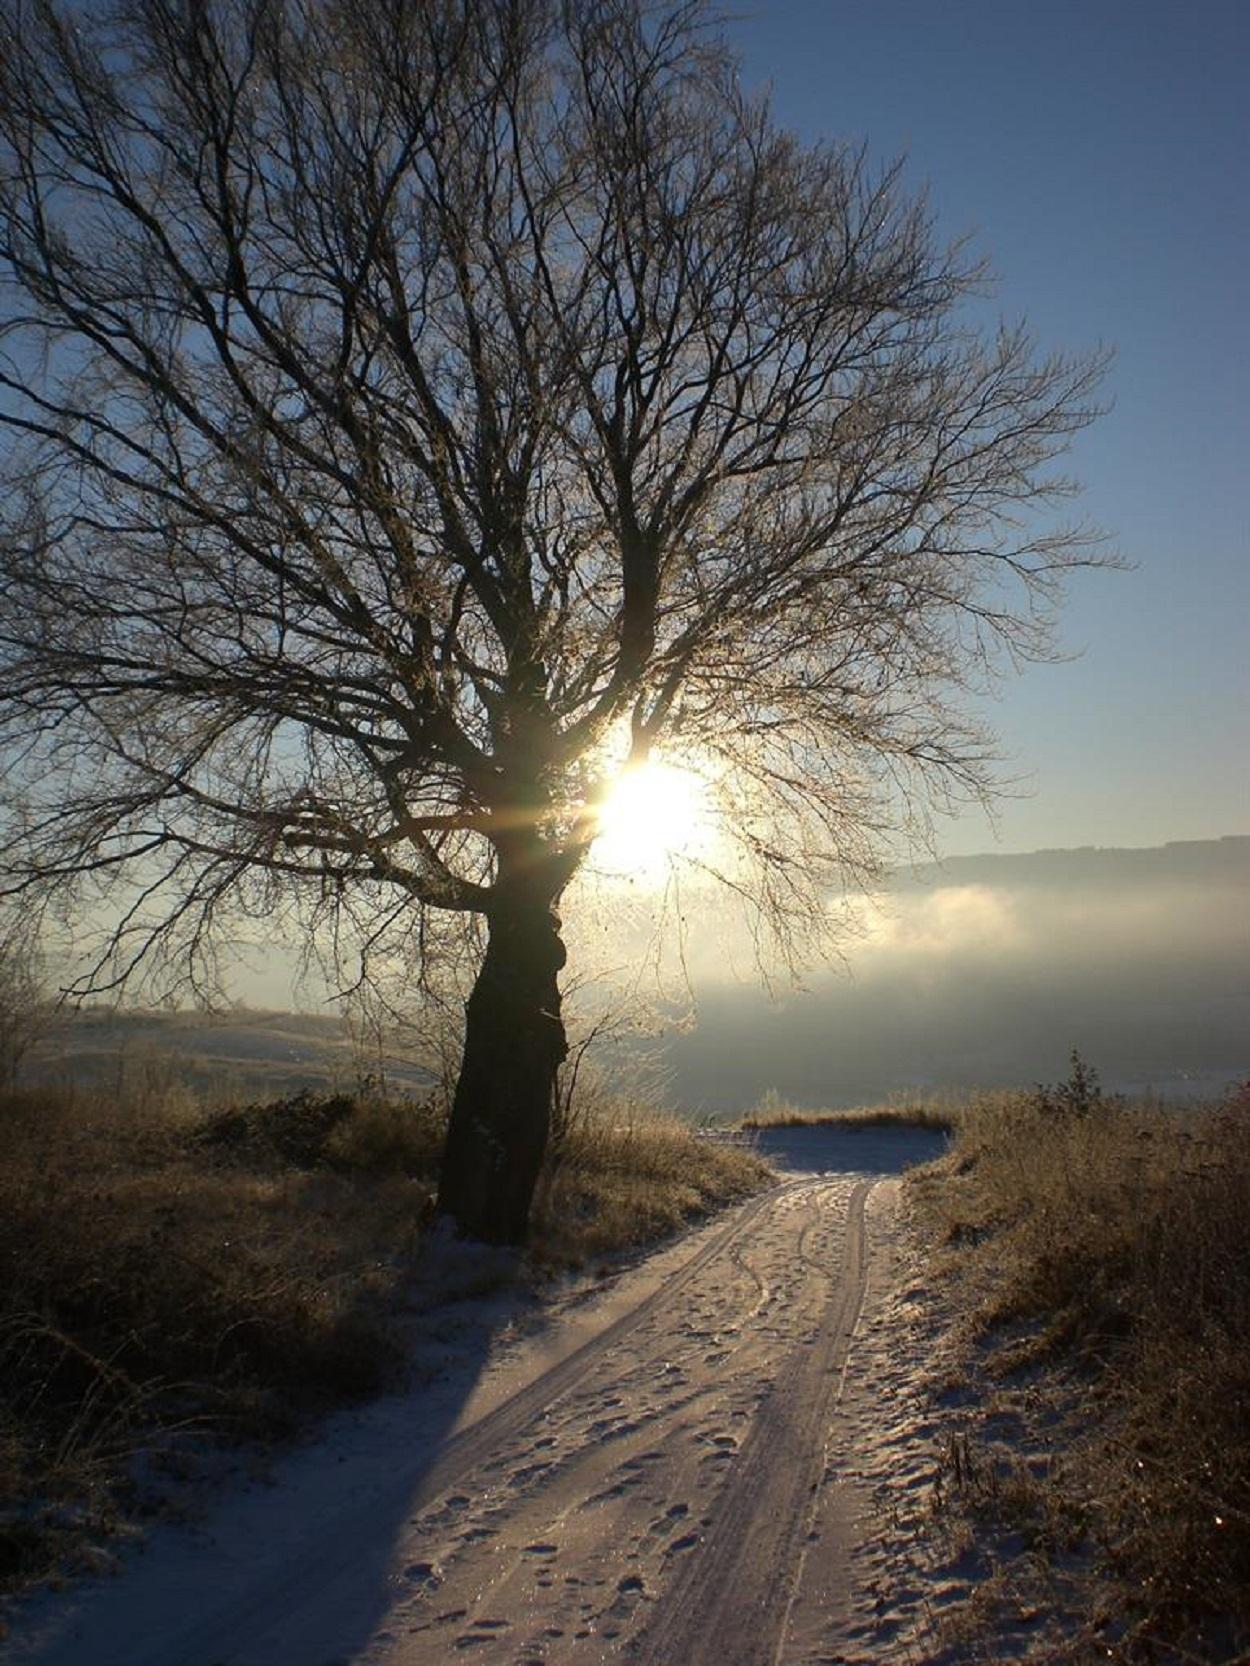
left=0, top=1080, right=770, bottom=1605
left=741, top=1086, right=961, bottom=1132
left=534, top=1104, right=772, bottom=1265
left=908, top=1067, right=1250, bottom=1662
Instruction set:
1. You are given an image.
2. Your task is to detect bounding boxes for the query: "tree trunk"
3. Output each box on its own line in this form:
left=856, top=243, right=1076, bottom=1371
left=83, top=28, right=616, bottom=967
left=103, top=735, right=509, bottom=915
left=436, top=841, right=569, bottom=1245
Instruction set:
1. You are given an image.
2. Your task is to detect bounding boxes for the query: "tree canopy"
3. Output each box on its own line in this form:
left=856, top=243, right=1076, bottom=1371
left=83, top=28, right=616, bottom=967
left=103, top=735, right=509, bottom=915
left=0, top=0, right=1105, bottom=1238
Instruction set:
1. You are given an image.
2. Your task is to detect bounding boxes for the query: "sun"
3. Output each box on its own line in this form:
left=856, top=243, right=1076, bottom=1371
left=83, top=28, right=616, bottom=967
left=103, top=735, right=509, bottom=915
left=591, top=759, right=711, bottom=880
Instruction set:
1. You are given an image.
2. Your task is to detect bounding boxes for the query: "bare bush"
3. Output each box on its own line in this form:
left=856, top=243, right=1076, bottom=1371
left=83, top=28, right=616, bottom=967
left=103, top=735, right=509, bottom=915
left=0, top=930, right=47, bottom=1087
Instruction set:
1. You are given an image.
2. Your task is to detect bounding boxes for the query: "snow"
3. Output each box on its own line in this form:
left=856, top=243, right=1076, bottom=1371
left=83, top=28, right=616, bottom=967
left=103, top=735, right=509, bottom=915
left=2, top=1120, right=1029, bottom=1666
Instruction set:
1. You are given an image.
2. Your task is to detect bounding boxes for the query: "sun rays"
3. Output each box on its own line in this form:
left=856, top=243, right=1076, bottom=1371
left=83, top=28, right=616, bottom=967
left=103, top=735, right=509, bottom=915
left=591, top=758, right=714, bottom=881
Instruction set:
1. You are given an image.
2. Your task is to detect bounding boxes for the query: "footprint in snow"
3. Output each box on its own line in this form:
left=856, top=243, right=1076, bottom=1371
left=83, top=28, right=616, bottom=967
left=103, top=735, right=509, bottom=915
left=582, top=1474, right=641, bottom=1505
left=402, top=1560, right=443, bottom=1589
left=664, top=1532, right=700, bottom=1558
left=453, top=1619, right=511, bottom=1647
left=507, top=1461, right=552, bottom=1487
left=619, top=1450, right=663, bottom=1471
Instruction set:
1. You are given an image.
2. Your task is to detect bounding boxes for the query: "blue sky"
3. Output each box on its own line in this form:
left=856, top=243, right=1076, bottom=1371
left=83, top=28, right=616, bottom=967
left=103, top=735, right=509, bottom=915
left=729, top=0, right=1248, bottom=856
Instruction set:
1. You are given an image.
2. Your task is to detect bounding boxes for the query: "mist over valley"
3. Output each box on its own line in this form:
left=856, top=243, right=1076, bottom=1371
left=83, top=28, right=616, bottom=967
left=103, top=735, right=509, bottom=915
left=30, top=837, right=1248, bottom=1114
left=667, top=836, right=1248, bottom=1111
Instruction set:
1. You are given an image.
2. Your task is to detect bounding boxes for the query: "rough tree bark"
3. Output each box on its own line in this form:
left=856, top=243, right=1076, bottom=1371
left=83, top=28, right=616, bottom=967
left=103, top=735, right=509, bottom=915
left=437, top=832, right=569, bottom=1244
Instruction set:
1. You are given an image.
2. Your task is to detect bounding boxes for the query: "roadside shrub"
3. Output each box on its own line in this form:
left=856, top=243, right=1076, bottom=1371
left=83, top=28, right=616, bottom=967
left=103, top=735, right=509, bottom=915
left=193, top=1089, right=358, bottom=1168
left=533, top=1098, right=772, bottom=1265
left=1034, top=1048, right=1111, bottom=1120
left=913, top=1074, right=1250, bottom=1658
left=192, top=1089, right=449, bottom=1181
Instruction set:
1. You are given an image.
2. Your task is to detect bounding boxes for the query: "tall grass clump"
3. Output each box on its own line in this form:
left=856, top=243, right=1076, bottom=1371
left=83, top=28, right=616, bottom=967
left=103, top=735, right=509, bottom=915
left=912, top=1065, right=1250, bottom=1659
left=533, top=1082, right=773, bottom=1266
left=742, top=1086, right=962, bottom=1132
left=0, top=1082, right=439, bottom=1596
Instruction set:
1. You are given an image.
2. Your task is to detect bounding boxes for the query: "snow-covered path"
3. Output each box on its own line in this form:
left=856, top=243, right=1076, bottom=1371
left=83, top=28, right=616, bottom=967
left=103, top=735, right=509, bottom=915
left=4, top=1126, right=947, bottom=1666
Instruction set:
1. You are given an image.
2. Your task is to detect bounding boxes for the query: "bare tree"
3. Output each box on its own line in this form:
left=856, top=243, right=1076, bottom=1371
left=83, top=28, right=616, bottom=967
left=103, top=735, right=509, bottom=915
left=0, top=923, right=48, bottom=1087
left=0, top=0, right=1105, bottom=1240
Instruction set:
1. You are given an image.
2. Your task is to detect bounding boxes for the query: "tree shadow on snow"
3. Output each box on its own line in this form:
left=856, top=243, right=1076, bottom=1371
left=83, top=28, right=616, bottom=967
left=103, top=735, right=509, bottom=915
left=15, top=1232, right=548, bottom=1666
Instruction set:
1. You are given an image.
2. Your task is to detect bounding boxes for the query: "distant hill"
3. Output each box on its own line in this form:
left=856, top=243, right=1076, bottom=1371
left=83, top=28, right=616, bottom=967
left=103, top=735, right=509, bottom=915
left=24, top=1007, right=432, bottom=1100
left=894, top=834, right=1250, bottom=894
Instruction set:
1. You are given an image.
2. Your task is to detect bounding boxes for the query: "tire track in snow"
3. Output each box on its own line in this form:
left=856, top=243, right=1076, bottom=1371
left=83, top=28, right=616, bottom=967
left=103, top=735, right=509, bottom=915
left=121, top=1182, right=791, bottom=1666
left=630, top=1179, right=872, bottom=1666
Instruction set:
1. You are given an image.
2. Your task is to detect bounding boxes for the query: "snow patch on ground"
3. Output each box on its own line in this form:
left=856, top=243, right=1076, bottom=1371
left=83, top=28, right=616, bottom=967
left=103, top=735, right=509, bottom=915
left=0, top=1119, right=1089, bottom=1666
left=787, top=1174, right=1091, bottom=1665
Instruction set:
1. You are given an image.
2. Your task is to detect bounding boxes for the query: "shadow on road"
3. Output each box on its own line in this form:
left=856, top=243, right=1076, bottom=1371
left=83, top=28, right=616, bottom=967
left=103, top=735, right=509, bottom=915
left=753, top=1122, right=949, bottom=1176
left=10, top=1236, right=547, bottom=1666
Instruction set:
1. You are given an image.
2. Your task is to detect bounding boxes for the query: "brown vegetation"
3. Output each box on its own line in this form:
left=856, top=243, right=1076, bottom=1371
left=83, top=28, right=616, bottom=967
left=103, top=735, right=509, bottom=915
left=910, top=1068, right=1250, bottom=1661
left=0, top=1079, right=769, bottom=1601
left=534, top=1107, right=770, bottom=1267
left=741, top=1087, right=960, bottom=1132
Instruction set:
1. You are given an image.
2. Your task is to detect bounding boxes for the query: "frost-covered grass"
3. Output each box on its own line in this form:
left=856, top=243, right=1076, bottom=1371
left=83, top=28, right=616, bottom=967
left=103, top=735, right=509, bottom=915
left=909, top=1068, right=1250, bottom=1661
left=741, top=1086, right=961, bottom=1132
left=0, top=1077, right=770, bottom=1602
left=534, top=1100, right=772, bottom=1265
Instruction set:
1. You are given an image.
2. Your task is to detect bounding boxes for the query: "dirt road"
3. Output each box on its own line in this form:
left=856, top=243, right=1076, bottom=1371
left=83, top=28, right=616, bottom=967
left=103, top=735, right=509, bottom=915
left=6, top=1126, right=946, bottom=1666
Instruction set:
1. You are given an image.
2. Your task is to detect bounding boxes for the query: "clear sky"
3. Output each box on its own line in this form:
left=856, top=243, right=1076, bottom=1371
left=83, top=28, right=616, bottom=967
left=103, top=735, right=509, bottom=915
left=728, top=0, right=1248, bottom=857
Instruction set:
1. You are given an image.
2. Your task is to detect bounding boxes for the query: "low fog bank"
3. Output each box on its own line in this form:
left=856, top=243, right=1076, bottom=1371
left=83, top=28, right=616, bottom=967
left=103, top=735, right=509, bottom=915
left=666, top=838, right=1250, bottom=1113
left=30, top=838, right=1246, bottom=1114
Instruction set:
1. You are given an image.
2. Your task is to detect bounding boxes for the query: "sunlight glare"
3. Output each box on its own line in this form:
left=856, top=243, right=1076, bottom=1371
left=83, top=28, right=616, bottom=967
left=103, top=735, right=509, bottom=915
left=592, top=759, right=710, bottom=879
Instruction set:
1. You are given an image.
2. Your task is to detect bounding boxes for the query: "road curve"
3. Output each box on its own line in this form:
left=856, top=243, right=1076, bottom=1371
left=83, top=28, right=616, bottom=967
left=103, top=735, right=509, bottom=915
left=10, top=1158, right=895, bottom=1666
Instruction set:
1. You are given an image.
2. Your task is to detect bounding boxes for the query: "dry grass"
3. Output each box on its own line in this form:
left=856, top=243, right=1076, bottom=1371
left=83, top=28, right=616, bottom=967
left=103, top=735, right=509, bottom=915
left=0, top=1083, right=431, bottom=1593
left=741, top=1085, right=962, bottom=1132
left=0, top=1074, right=771, bottom=1600
left=534, top=1097, right=773, bottom=1266
left=910, top=1069, right=1250, bottom=1662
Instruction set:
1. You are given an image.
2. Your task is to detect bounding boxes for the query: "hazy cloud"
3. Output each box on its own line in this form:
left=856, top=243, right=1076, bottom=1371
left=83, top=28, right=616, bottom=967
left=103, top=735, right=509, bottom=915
left=662, top=838, right=1250, bottom=1111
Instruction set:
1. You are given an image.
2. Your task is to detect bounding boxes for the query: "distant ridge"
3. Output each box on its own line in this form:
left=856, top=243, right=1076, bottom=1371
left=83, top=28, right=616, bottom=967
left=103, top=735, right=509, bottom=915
left=894, top=834, right=1250, bottom=892
left=25, top=1006, right=432, bottom=1099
